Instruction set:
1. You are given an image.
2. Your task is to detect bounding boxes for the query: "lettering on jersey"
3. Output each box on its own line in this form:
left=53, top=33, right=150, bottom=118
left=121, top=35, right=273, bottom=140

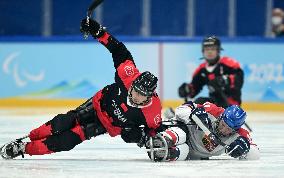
left=124, top=66, right=134, bottom=76
left=118, top=87, right=121, bottom=96
left=112, top=100, right=126, bottom=123
left=154, top=114, right=162, bottom=126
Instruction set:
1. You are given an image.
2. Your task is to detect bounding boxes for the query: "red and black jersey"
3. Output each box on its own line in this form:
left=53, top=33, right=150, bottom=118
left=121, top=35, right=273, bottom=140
left=92, top=32, right=162, bottom=137
left=188, top=57, right=244, bottom=105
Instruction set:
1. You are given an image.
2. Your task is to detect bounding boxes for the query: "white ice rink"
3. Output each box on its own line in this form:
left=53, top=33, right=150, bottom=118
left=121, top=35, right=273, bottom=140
left=0, top=108, right=284, bottom=178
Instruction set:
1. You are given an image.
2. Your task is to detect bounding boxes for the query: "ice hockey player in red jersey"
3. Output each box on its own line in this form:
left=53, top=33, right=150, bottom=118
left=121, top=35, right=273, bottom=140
left=178, top=36, right=244, bottom=108
left=0, top=18, right=162, bottom=159
left=146, top=102, right=260, bottom=161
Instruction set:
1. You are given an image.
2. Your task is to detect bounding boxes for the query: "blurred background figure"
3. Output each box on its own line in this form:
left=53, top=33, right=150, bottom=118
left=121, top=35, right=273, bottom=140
left=178, top=36, right=244, bottom=108
left=271, top=8, right=284, bottom=37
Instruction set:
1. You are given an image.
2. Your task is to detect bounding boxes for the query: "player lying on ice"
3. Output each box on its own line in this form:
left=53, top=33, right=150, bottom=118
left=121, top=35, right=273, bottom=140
left=0, top=18, right=162, bottom=159
left=145, top=102, right=260, bottom=161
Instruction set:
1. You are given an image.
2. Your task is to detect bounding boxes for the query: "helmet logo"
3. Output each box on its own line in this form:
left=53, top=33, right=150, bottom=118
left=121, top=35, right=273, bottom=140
left=124, top=66, right=134, bottom=76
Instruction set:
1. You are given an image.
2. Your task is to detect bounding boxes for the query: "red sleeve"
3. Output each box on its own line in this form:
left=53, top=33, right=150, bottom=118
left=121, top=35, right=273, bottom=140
left=219, top=56, right=241, bottom=69
left=200, top=102, right=225, bottom=118
left=192, top=62, right=206, bottom=77
left=116, top=60, right=141, bottom=89
left=237, top=128, right=257, bottom=146
left=141, top=96, right=162, bottom=129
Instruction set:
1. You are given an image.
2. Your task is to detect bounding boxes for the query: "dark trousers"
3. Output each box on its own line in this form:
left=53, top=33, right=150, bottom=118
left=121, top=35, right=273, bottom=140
left=26, top=98, right=107, bottom=155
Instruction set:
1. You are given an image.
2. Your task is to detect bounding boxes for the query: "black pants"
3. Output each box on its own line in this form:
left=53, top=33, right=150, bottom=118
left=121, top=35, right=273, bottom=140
left=29, top=98, right=107, bottom=154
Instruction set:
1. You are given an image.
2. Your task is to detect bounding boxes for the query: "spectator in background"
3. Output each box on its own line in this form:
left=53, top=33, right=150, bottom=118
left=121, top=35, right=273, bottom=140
left=271, top=8, right=284, bottom=37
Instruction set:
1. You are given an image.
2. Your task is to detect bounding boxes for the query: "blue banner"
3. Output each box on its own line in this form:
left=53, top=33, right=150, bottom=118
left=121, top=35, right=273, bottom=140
left=1, top=40, right=283, bottom=102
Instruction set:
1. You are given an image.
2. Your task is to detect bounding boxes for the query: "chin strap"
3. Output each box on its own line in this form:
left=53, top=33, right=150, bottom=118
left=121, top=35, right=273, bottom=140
left=127, top=88, right=152, bottom=108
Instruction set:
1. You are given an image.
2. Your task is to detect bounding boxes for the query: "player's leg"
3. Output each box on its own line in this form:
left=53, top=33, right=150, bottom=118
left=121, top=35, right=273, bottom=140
left=26, top=99, right=107, bottom=155
left=2, top=113, right=107, bottom=158
left=29, top=111, right=78, bottom=141
left=29, top=98, right=94, bottom=141
left=26, top=112, right=106, bottom=156
left=26, top=123, right=87, bottom=155
left=1, top=98, right=107, bottom=158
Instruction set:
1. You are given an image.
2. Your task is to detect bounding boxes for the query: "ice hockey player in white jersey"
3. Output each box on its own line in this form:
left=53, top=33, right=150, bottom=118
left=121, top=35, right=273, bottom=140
left=146, top=101, right=260, bottom=161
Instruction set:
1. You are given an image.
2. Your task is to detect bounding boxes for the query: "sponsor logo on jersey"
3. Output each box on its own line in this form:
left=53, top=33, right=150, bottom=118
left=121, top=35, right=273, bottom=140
left=112, top=100, right=126, bottom=123
left=202, top=135, right=219, bottom=152
left=154, top=114, right=162, bottom=126
left=124, top=66, right=134, bottom=76
left=118, top=87, right=121, bottom=96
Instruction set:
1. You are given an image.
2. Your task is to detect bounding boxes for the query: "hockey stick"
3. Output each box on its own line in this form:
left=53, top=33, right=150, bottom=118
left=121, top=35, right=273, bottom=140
left=190, top=114, right=229, bottom=148
left=84, top=0, right=104, bottom=39
left=87, top=0, right=104, bottom=19
left=160, top=120, right=195, bottom=127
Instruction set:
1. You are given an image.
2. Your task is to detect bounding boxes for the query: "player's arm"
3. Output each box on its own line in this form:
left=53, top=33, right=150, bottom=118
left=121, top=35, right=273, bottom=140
left=80, top=18, right=135, bottom=69
left=215, top=59, right=244, bottom=94
left=237, top=128, right=260, bottom=160
left=226, top=128, right=260, bottom=160
left=228, top=67, right=244, bottom=92
left=178, top=69, right=205, bottom=98
left=80, top=18, right=140, bottom=88
left=213, top=67, right=244, bottom=94
left=175, top=101, right=214, bottom=130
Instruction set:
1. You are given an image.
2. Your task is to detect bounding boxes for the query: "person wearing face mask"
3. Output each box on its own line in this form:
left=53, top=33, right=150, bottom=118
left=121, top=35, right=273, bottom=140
left=178, top=36, right=244, bottom=108
left=272, top=8, right=284, bottom=37
left=0, top=18, right=163, bottom=160
left=145, top=101, right=260, bottom=161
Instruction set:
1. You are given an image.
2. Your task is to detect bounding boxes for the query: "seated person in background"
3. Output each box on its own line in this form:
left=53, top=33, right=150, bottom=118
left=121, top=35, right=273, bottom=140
left=271, top=8, right=284, bottom=37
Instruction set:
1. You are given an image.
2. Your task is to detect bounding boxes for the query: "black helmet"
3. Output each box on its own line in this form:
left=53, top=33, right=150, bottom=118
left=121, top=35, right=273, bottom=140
left=132, top=71, right=158, bottom=97
left=202, top=36, right=223, bottom=51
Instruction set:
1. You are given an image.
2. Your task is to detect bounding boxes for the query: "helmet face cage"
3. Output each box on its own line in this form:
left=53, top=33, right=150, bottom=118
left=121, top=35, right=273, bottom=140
left=132, top=71, right=157, bottom=96
left=128, top=87, right=151, bottom=107
left=215, top=117, right=236, bottom=137
left=128, top=71, right=158, bottom=107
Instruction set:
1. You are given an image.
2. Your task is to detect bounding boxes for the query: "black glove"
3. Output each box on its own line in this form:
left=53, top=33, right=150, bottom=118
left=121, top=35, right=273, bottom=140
left=209, top=75, right=230, bottom=92
left=190, top=107, right=213, bottom=130
left=121, top=127, right=143, bottom=143
left=226, top=136, right=250, bottom=158
left=178, top=83, right=191, bottom=98
left=80, top=18, right=105, bottom=38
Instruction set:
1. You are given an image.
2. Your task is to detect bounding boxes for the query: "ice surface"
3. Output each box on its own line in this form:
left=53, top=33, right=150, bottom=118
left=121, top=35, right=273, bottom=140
left=0, top=109, right=284, bottom=178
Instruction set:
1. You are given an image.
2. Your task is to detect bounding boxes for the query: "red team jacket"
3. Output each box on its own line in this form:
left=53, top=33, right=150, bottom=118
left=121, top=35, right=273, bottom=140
left=92, top=32, right=162, bottom=137
left=188, top=56, right=244, bottom=105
